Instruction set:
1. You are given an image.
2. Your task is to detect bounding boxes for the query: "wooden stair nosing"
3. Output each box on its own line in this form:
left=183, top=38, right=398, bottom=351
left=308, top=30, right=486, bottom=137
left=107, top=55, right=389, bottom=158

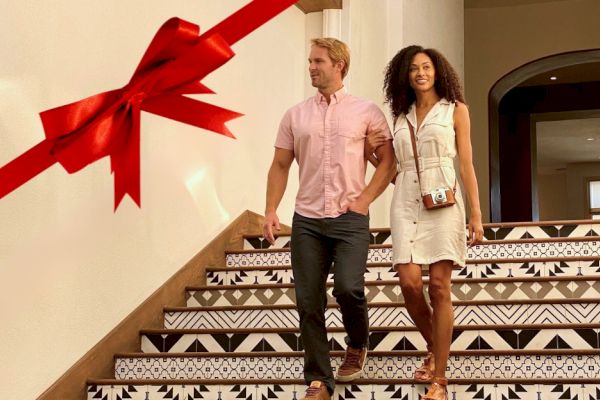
left=165, top=297, right=600, bottom=312
left=187, top=275, right=600, bottom=291
left=241, top=219, right=600, bottom=239
left=227, top=236, right=600, bottom=254
left=87, top=377, right=600, bottom=385
left=207, top=255, right=600, bottom=271
left=140, top=322, right=600, bottom=335
left=244, top=227, right=392, bottom=239
left=115, top=349, right=600, bottom=359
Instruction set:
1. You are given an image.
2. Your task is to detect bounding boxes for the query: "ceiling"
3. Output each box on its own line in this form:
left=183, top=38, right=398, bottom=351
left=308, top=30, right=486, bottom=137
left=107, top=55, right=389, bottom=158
left=536, top=118, right=600, bottom=173
left=301, top=0, right=569, bottom=12
left=519, top=62, right=600, bottom=87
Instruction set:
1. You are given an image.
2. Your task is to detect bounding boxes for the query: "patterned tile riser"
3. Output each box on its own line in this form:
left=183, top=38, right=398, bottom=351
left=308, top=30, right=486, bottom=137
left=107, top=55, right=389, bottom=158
left=242, top=224, right=600, bottom=250
left=164, top=303, right=600, bottom=329
left=87, top=383, right=600, bottom=400
left=114, top=354, right=600, bottom=380
left=226, top=242, right=600, bottom=268
left=140, top=329, right=600, bottom=353
left=207, top=261, right=600, bottom=285
left=187, top=280, right=600, bottom=307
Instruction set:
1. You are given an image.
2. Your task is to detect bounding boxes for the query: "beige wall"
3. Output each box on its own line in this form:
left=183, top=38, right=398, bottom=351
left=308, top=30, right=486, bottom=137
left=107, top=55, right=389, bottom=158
left=537, top=172, right=568, bottom=220
left=402, top=0, right=465, bottom=83
left=0, top=2, right=464, bottom=399
left=465, top=0, right=600, bottom=221
left=566, top=162, right=600, bottom=219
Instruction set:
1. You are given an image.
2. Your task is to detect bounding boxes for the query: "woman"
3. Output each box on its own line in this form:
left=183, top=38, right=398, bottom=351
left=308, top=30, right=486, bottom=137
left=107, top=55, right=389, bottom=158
left=367, top=45, right=484, bottom=400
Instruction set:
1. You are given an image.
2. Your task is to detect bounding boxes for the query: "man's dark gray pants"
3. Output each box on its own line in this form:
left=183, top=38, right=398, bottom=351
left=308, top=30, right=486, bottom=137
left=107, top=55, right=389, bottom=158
left=291, top=211, right=370, bottom=395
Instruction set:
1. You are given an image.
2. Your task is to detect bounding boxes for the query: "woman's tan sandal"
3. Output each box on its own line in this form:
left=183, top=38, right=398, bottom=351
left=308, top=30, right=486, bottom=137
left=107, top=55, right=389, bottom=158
left=420, top=376, right=449, bottom=400
left=414, top=351, right=435, bottom=382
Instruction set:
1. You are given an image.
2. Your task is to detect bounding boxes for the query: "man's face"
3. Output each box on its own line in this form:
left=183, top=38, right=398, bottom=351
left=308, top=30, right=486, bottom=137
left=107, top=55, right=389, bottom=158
left=308, top=45, right=342, bottom=90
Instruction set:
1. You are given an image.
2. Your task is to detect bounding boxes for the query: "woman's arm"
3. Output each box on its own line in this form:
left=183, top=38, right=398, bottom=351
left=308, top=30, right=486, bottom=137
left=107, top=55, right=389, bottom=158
left=454, top=102, right=484, bottom=246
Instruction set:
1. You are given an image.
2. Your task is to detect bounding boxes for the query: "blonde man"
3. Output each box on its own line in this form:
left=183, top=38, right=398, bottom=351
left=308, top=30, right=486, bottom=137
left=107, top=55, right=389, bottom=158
left=263, top=38, right=396, bottom=400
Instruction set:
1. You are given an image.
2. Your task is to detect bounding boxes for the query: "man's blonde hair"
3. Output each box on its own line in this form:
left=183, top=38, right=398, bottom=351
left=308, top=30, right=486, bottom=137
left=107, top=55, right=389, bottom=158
left=311, top=38, right=350, bottom=78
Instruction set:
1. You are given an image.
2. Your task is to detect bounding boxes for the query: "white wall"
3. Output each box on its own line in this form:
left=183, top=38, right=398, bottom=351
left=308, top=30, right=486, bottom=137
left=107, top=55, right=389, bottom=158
left=0, top=2, right=305, bottom=399
left=0, top=1, right=464, bottom=398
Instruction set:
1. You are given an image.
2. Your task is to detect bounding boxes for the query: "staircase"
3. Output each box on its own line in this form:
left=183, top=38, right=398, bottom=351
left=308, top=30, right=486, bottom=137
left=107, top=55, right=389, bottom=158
left=87, top=220, right=600, bottom=400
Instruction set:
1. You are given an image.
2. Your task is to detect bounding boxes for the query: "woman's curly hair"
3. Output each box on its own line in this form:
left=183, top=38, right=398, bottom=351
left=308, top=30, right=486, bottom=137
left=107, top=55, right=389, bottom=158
left=383, top=45, right=466, bottom=120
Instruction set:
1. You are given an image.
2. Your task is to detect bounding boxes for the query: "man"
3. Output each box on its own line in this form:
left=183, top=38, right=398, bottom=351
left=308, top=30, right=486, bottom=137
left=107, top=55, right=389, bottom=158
left=263, top=38, right=395, bottom=400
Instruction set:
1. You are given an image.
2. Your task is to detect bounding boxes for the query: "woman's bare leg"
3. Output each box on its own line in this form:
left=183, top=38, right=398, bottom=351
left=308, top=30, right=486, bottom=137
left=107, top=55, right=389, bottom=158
left=396, top=263, right=433, bottom=350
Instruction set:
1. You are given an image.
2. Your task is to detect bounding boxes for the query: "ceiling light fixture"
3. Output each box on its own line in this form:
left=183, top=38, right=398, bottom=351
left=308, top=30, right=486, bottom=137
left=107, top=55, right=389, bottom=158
left=550, top=76, right=557, bottom=80
left=587, top=137, right=595, bottom=141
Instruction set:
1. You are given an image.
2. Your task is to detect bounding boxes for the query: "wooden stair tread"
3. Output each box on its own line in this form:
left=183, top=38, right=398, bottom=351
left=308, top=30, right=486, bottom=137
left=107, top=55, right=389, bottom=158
left=208, top=256, right=600, bottom=271
left=242, top=219, right=600, bottom=239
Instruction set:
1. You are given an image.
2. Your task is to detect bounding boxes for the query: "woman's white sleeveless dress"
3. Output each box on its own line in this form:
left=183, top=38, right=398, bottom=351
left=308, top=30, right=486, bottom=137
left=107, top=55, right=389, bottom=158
left=390, top=98, right=466, bottom=267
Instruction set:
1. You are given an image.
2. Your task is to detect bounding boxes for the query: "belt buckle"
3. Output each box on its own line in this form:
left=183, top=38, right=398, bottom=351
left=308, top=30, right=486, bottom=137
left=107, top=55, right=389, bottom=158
left=418, top=157, right=424, bottom=173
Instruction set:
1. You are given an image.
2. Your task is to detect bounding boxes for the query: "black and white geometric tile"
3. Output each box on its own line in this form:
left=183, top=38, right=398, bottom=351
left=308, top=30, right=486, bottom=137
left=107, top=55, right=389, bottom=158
left=164, top=302, right=600, bottom=329
left=227, top=242, right=600, bottom=268
left=114, top=352, right=600, bottom=380
left=87, top=383, right=298, bottom=400
left=141, top=328, right=600, bottom=353
left=186, top=280, right=600, bottom=306
left=206, top=260, right=600, bottom=285
left=456, top=259, right=600, bottom=279
left=87, top=383, right=600, bottom=400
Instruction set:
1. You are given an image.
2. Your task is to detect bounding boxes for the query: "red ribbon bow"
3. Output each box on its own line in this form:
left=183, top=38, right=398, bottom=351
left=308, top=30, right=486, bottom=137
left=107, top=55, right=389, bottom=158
left=0, top=0, right=298, bottom=209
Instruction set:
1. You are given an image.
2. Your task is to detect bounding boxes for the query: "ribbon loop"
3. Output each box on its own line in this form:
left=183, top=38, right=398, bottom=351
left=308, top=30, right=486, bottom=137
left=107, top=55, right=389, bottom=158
left=0, top=0, right=300, bottom=208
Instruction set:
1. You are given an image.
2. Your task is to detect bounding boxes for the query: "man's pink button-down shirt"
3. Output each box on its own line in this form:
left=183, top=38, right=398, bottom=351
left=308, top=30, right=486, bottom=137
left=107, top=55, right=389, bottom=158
left=275, top=87, right=392, bottom=219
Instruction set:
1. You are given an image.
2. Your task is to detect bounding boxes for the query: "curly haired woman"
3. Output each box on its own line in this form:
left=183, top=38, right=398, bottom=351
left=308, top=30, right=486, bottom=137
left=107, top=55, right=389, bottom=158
left=367, top=45, right=484, bottom=400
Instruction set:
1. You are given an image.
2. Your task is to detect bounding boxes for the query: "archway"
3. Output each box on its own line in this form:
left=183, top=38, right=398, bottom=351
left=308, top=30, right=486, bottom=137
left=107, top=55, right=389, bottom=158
left=488, top=49, right=600, bottom=222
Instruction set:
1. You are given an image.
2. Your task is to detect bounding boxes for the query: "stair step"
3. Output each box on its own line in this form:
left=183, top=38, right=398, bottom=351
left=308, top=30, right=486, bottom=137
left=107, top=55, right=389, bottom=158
left=242, top=221, right=600, bottom=250
left=226, top=239, right=600, bottom=267
left=86, top=380, right=600, bottom=400
left=113, top=350, right=600, bottom=380
left=186, top=277, right=600, bottom=307
left=207, top=258, right=600, bottom=284
left=140, top=324, right=600, bottom=353
left=163, top=299, right=600, bottom=329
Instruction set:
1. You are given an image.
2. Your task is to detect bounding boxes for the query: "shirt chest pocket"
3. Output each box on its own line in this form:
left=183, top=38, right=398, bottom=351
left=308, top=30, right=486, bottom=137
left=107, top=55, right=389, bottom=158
left=334, top=118, right=366, bottom=157
left=337, top=118, right=367, bottom=139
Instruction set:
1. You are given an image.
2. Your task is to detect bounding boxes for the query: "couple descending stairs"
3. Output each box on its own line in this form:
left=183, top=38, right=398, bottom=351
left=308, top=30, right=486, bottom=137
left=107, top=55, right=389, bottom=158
left=87, top=218, right=600, bottom=400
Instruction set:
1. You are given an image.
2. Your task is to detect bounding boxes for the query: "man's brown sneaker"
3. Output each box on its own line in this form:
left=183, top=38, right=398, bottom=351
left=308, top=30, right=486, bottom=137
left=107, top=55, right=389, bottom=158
left=300, top=381, right=331, bottom=400
left=335, top=346, right=367, bottom=382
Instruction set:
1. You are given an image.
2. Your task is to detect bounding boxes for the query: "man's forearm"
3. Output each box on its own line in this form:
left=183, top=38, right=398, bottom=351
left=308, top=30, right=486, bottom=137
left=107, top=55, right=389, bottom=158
left=265, top=166, right=289, bottom=213
left=360, top=144, right=396, bottom=204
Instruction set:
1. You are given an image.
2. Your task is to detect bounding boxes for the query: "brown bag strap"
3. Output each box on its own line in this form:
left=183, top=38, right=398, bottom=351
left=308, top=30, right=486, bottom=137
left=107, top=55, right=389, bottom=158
left=407, top=121, right=424, bottom=193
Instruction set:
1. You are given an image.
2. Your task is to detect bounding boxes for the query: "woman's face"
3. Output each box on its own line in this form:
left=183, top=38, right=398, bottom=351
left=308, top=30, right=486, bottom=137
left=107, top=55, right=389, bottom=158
left=408, top=52, right=436, bottom=93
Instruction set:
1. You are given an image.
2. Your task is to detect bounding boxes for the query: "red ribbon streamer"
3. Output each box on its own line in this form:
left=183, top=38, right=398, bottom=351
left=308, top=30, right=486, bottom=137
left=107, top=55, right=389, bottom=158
left=0, top=0, right=298, bottom=209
